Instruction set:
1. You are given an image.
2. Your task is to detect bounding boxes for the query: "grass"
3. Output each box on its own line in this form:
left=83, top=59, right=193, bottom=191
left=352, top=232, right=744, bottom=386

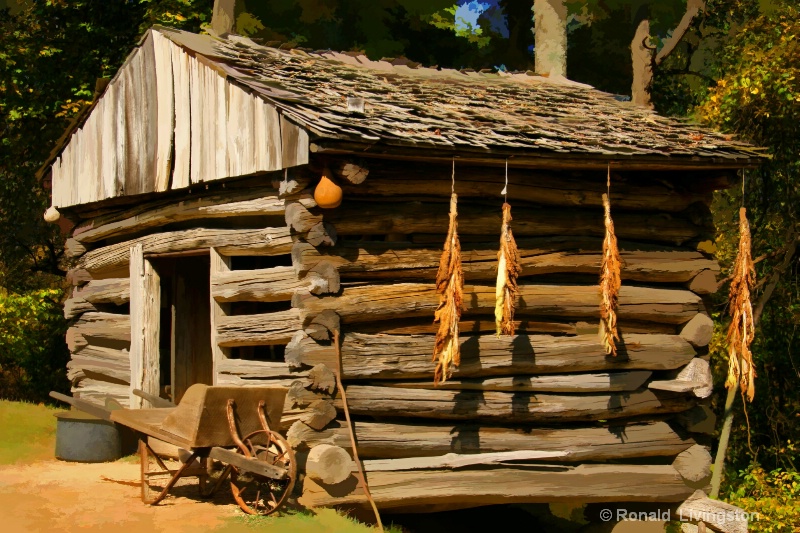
left=214, top=508, right=402, bottom=533
left=0, top=399, right=59, bottom=464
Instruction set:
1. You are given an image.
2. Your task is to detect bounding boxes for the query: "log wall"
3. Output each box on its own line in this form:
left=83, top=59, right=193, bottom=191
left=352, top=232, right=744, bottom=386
left=60, top=158, right=721, bottom=510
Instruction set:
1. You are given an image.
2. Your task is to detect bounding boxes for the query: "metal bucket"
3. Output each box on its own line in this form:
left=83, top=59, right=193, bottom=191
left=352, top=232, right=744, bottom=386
left=54, top=410, right=122, bottom=462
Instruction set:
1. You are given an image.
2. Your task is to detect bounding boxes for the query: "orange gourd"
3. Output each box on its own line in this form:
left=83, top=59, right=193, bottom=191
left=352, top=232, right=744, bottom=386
left=314, top=168, right=343, bottom=209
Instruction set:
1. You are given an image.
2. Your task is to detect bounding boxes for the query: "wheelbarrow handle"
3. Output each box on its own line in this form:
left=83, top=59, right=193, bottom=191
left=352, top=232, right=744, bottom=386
left=132, top=389, right=176, bottom=408
left=49, top=391, right=114, bottom=421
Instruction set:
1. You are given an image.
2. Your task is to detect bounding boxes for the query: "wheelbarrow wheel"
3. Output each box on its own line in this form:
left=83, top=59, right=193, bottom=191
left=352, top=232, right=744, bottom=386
left=230, top=430, right=297, bottom=515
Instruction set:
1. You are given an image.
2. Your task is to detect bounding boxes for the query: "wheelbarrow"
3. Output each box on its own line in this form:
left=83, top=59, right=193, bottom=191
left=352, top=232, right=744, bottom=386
left=50, top=384, right=297, bottom=516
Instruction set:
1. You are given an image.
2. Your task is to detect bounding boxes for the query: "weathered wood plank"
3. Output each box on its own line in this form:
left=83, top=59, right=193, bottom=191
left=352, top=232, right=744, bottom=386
left=170, top=34, right=191, bottom=189
left=298, top=283, right=703, bottom=325
left=216, top=309, right=301, bottom=347
left=299, top=464, right=696, bottom=509
left=287, top=332, right=696, bottom=379
left=287, top=420, right=694, bottom=461
left=129, top=244, right=160, bottom=408
left=76, top=227, right=294, bottom=277
left=152, top=30, right=174, bottom=192
left=342, top=385, right=692, bottom=422
left=292, top=239, right=719, bottom=284
left=280, top=115, right=309, bottom=168
left=326, top=202, right=707, bottom=245
left=210, top=248, right=231, bottom=384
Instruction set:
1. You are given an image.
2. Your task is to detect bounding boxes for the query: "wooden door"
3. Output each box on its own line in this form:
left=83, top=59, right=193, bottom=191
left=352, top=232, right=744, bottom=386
left=170, top=255, right=213, bottom=404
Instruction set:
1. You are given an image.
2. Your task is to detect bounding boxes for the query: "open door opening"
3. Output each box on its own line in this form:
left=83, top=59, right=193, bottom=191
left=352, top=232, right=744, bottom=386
left=152, top=254, right=213, bottom=404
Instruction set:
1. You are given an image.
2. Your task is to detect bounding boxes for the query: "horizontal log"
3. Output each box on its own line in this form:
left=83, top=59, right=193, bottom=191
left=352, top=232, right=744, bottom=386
left=65, top=278, right=130, bottom=319
left=72, top=187, right=313, bottom=243
left=287, top=332, right=696, bottom=379
left=211, top=265, right=337, bottom=303
left=67, top=312, right=131, bottom=351
left=341, top=164, right=709, bottom=213
left=215, top=309, right=300, bottom=347
left=298, top=283, right=703, bottom=326
left=292, top=239, right=719, bottom=284
left=351, top=317, right=677, bottom=336
left=71, top=378, right=130, bottom=408
left=299, top=464, right=696, bottom=509
left=215, top=374, right=301, bottom=389
left=287, top=420, right=694, bottom=461
left=326, top=202, right=707, bottom=245
left=76, top=227, right=294, bottom=277
left=363, top=450, right=569, bottom=472
left=378, top=370, right=652, bottom=393
left=216, top=358, right=308, bottom=380
left=67, top=354, right=131, bottom=384
left=72, top=343, right=130, bottom=362
left=342, top=385, right=692, bottom=422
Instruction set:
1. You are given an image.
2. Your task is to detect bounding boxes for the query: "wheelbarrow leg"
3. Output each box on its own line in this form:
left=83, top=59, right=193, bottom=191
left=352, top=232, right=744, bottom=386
left=139, top=439, right=202, bottom=505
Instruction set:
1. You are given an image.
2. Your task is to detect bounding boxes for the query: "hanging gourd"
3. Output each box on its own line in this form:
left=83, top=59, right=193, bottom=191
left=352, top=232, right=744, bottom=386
left=314, top=167, right=343, bottom=209
left=432, top=164, right=464, bottom=385
left=726, top=207, right=756, bottom=401
left=495, top=164, right=521, bottom=337
left=599, top=168, right=622, bottom=356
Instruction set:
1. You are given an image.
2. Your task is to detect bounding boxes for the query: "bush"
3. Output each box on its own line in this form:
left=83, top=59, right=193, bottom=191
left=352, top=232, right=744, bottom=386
left=0, top=289, right=69, bottom=402
left=722, top=461, right=800, bottom=533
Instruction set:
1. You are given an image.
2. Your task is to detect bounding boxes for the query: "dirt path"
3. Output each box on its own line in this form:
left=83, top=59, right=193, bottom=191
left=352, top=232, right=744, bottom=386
left=0, top=459, right=240, bottom=533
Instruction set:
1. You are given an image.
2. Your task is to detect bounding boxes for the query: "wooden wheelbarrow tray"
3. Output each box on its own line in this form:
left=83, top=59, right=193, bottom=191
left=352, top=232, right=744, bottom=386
left=50, top=384, right=297, bottom=516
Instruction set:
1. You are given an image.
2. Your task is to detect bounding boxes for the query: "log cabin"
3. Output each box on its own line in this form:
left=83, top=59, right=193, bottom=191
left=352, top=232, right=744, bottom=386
left=43, top=24, right=765, bottom=517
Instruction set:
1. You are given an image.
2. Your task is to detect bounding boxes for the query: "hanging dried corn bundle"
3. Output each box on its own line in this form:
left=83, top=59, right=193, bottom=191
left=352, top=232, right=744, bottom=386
left=495, top=202, right=521, bottom=336
left=433, top=187, right=464, bottom=385
left=599, top=171, right=622, bottom=356
left=726, top=207, right=756, bottom=401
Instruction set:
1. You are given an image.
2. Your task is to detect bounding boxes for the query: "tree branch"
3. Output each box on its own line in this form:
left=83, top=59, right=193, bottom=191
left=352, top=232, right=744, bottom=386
left=655, top=0, right=706, bottom=66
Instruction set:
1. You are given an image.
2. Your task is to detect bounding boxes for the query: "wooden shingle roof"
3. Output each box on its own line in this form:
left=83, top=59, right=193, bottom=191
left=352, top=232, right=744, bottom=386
left=162, top=27, right=764, bottom=168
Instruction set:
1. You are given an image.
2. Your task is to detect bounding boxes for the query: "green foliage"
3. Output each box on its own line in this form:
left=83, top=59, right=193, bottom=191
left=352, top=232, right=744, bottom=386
left=722, top=463, right=800, bottom=533
left=0, top=289, right=68, bottom=402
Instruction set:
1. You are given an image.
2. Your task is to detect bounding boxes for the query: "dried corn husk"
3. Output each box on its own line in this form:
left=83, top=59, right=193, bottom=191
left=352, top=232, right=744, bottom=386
left=433, top=192, right=464, bottom=384
left=495, top=202, right=521, bottom=336
left=599, top=192, right=622, bottom=356
left=726, top=207, right=756, bottom=401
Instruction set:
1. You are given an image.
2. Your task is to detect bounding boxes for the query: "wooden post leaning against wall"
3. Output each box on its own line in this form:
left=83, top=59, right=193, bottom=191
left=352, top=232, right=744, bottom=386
left=210, top=247, right=232, bottom=384
left=129, top=243, right=161, bottom=408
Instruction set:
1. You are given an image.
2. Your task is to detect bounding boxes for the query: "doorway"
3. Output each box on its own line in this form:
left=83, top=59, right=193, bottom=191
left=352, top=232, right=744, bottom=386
left=152, top=254, right=213, bottom=404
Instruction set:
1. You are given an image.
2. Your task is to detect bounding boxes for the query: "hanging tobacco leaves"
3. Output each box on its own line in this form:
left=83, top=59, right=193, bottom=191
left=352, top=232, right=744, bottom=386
left=599, top=192, right=622, bottom=356
left=726, top=207, right=757, bottom=401
left=495, top=202, right=521, bottom=336
left=433, top=192, right=464, bottom=384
